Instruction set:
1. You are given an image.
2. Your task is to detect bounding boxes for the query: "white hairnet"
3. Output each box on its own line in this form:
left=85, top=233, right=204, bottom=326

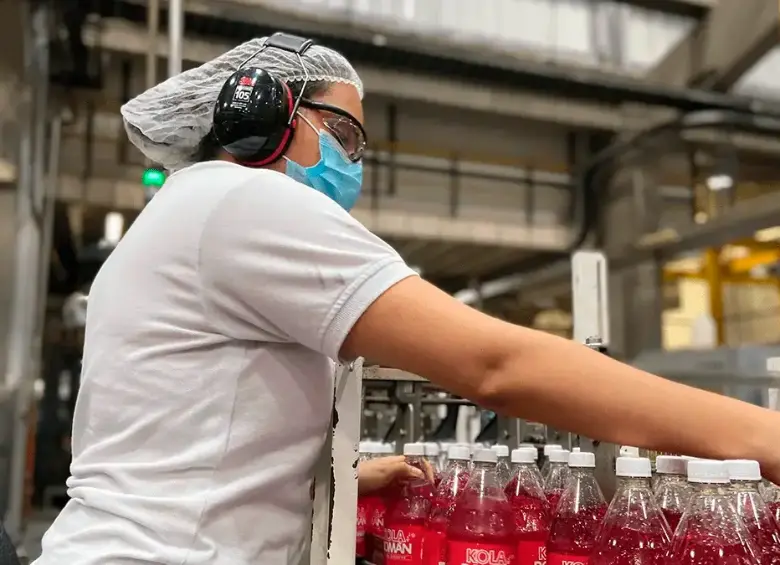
left=121, top=37, right=363, bottom=171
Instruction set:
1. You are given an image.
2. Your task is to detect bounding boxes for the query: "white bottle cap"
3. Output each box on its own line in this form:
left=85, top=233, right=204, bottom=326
left=548, top=449, right=570, bottom=463
left=473, top=448, right=498, bottom=463
left=616, top=456, right=652, bottom=478
left=491, top=445, right=510, bottom=458
left=424, top=442, right=440, bottom=457
left=380, top=443, right=394, bottom=454
left=544, top=444, right=564, bottom=456
left=569, top=449, right=596, bottom=468
left=404, top=443, right=426, bottom=457
left=511, top=447, right=537, bottom=464
left=655, top=455, right=688, bottom=475
left=726, top=460, right=762, bottom=482
left=688, top=459, right=730, bottom=484
left=360, top=441, right=381, bottom=454
left=619, top=446, right=640, bottom=457
left=447, top=445, right=471, bottom=461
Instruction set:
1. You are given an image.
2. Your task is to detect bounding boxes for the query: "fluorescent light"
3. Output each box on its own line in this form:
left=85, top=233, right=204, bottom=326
left=102, top=212, right=124, bottom=246
left=705, top=174, right=733, bottom=191
left=755, top=227, right=780, bottom=242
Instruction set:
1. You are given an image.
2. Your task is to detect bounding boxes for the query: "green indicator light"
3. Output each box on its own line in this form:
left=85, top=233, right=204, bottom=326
left=142, top=168, right=166, bottom=188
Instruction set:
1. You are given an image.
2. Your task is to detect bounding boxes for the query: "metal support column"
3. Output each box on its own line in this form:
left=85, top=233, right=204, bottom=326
left=4, top=0, right=52, bottom=543
left=167, top=0, right=183, bottom=77
left=704, top=248, right=725, bottom=346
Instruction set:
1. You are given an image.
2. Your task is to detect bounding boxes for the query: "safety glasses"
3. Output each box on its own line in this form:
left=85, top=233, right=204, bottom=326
left=299, top=99, right=367, bottom=163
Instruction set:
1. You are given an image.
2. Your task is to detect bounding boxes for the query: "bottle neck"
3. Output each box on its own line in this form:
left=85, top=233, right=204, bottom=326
left=659, top=473, right=687, bottom=484
left=570, top=466, right=595, bottom=477
left=730, top=479, right=761, bottom=493
left=616, top=476, right=652, bottom=490
left=691, top=481, right=730, bottom=495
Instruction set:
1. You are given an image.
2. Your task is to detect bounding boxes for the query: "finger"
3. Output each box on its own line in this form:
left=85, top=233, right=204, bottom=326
left=389, top=460, right=424, bottom=480
left=420, top=459, right=435, bottom=483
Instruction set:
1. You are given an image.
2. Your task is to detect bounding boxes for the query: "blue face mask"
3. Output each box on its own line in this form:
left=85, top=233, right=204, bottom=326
left=285, top=130, right=363, bottom=211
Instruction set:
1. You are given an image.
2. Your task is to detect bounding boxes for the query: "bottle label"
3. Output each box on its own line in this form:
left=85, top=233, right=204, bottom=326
left=446, top=541, right=515, bottom=565
left=356, top=501, right=369, bottom=556
left=547, top=553, right=589, bottom=565
left=517, top=541, right=546, bottom=565
left=384, top=525, right=425, bottom=564
left=423, top=530, right=446, bottom=565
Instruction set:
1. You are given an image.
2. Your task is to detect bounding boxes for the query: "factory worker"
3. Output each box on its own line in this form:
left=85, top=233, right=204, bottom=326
left=34, top=34, right=780, bottom=565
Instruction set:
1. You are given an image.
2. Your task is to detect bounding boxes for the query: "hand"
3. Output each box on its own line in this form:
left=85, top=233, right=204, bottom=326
left=357, top=455, right=433, bottom=495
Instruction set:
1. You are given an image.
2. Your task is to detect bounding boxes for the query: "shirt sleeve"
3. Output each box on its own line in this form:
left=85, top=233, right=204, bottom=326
left=198, top=170, right=418, bottom=359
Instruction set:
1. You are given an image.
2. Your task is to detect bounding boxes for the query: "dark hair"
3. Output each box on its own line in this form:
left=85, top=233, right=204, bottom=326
left=196, top=79, right=331, bottom=162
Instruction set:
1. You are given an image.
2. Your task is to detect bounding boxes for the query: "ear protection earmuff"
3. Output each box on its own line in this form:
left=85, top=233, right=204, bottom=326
left=212, top=32, right=315, bottom=167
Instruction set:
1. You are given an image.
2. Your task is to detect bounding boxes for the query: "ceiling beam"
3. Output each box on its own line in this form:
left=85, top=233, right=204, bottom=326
left=90, top=19, right=628, bottom=130
left=648, top=0, right=778, bottom=90
left=611, top=0, right=714, bottom=19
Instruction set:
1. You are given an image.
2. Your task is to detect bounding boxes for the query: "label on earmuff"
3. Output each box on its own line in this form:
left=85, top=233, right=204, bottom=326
left=231, top=75, right=256, bottom=108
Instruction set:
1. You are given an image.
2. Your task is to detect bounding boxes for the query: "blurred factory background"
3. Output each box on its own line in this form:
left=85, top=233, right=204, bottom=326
left=2, top=0, right=780, bottom=560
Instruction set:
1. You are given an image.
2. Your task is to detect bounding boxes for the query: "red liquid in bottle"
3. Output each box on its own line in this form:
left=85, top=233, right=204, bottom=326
left=446, top=452, right=516, bottom=565
left=543, top=451, right=570, bottom=516
left=668, top=460, right=760, bottom=565
left=591, top=462, right=670, bottom=565
left=731, top=477, right=780, bottom=565
left=506, top=452, right=550, bottom=565
left=424, top=456, right=470, bottom=565
left=663, top=508, right=683, bottom=533
left=656, top=470, right=692, bottom=536
left=770, top=502, right=780, bottom=526
left=547, top=451, right=607, bottom=565
left=384, top=449, right=433, bottom=565
left=547, top=505, right=607, bottom=565
left=671, top=523, right=758, bottom=565
left=546, top=492, right=562, bottom=513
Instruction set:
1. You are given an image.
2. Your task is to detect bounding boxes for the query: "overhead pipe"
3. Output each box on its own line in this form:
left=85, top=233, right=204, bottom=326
left=456, top=110, right=780, bottom=304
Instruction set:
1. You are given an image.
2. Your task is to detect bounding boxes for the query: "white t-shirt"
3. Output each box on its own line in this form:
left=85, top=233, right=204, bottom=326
left=33, top=161, right=417, bottom=565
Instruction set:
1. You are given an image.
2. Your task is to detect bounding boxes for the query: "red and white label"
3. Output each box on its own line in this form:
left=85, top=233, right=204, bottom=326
left=446, top=541, right=515, bottom=565
left=384, top=525, right=426, bottom=564
left=547, top=554, right=589, bottom=565
left=356, top=502, right=369, bottom=556
left=423, top=530, right=446, bottom=565
left=516, top=541, right=546, bottom=565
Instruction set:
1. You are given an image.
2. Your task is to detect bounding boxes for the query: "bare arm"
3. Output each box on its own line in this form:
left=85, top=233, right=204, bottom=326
left=342, top=277, right=780, bottom=479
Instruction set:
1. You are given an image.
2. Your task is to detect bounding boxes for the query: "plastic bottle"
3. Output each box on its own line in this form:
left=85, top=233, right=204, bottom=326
left=762, top=483, right=780, bottom=525
left=446, top=448, right=516, bottom=565
left=384, top=443, right=434, bottom=565
left=357, top=441, right=383, bottom=558
left=506, top=447, right=545, bottom=495
left=653, top=455, right=688, bottom=492
left=591, top=456, right=671, bottom=565
left=543, top=449, right=571, bottom=512
left=654, top=455, right=692, bottom=533
left=424, top=445, right=471, bottom=565
left=505, top=446, right=550, bottom=565
left=369, top=443, right=398, bottom=565
left=541, top=444, right=564, bottom=477
left=425, top=443, right=443, bottom=486
left=727, top=460, right=780, bottom=564
left=546, top=448, right=607, bottom=565
left=668, top=459, right=760, bottom=565
left=492, top=445, right=512, bottom=486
